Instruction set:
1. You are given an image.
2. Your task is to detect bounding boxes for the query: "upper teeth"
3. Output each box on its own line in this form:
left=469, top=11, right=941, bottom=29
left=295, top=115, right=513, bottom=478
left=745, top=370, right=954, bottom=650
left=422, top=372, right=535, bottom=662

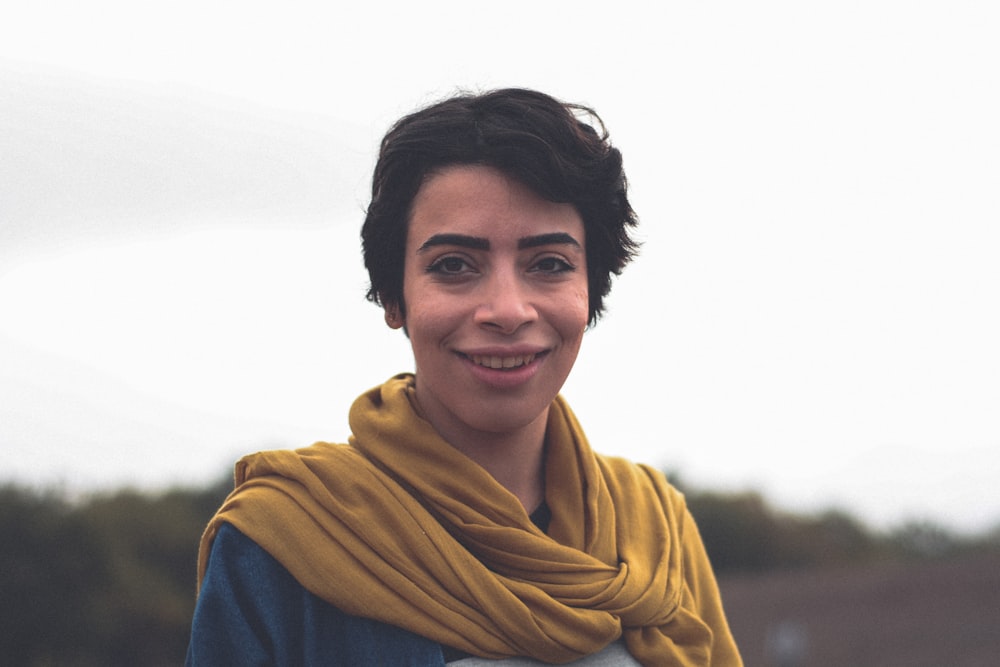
left=470, top=354, right=536, bottom=369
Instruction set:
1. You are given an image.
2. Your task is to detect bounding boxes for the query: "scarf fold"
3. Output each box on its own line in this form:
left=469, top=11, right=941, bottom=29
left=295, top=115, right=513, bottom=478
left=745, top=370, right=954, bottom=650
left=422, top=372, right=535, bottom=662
left=197, top=374, right=713, bottom=665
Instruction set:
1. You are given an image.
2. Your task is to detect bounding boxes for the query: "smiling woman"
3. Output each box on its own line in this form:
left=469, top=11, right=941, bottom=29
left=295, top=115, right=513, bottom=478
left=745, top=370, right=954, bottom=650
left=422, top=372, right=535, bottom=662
left=395, top=166, right=590, bottom=505
left=186, top=89, right=743, bottom=666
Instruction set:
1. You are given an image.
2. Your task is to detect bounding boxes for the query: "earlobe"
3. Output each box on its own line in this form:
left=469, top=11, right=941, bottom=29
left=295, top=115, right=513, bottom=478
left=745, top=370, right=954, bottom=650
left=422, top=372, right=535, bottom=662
left=384, top=305, right=405, bottom=329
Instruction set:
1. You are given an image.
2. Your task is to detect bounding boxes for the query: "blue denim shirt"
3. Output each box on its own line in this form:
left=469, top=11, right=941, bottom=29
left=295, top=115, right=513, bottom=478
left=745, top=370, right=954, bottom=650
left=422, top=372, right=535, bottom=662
left=186, top=522, right=446, bottom=666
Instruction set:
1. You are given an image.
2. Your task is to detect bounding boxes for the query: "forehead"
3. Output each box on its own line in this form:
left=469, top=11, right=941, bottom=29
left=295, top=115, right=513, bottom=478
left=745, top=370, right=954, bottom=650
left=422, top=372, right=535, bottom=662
left=407, top=165, right=584, bottom=244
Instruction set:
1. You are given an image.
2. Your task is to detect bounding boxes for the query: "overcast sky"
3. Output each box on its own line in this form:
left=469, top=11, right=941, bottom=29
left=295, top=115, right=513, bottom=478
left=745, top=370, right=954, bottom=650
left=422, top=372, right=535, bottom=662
left=2, top=1, right=998, bottom=533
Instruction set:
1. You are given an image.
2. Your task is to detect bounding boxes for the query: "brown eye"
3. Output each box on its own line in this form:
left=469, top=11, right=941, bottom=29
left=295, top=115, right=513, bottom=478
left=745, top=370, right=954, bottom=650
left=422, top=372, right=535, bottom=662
left=532, top=257, right=574, bottom=274
left=427, top=256, right=473, bottom=275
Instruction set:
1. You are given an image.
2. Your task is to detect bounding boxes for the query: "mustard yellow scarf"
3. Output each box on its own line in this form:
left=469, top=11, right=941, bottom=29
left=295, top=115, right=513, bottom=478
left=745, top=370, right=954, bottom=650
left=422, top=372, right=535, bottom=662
left=198, top=374, right=718, bottom=665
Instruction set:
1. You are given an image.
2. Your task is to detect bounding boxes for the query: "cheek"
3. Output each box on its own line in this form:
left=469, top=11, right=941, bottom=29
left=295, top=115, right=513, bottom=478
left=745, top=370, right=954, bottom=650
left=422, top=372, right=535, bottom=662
left=543, top=290, right=589, bottom=353
left=402, top=292, right=456, bottom=352
left=563, top=284, right=590, bottom=333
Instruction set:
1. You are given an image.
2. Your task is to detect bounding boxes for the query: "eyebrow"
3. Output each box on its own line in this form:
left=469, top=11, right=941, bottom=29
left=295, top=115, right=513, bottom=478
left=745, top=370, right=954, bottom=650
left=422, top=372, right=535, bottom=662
left=416, top=232, right=581, bottom=253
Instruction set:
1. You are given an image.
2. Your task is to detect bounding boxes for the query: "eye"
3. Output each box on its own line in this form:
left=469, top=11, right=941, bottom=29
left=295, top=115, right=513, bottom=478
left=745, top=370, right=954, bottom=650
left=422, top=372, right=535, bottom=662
left=530, top=256, right=575, bottom=274
left=426, top=256, right=474, bottom=275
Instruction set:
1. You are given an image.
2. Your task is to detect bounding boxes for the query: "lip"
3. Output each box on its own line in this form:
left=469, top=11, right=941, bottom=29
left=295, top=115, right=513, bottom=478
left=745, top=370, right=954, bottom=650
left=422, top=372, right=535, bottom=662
left=456, top=347, right=550, bottom=389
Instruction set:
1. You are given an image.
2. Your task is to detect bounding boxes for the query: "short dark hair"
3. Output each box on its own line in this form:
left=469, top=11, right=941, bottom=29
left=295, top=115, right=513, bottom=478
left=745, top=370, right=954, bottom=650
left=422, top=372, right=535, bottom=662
left=361, top=88, right=639, bottom=326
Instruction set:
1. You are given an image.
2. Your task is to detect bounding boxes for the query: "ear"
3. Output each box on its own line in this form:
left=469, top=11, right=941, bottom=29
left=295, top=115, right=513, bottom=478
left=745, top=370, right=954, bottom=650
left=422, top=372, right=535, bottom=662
left=384, top=304, right=405, bottom=329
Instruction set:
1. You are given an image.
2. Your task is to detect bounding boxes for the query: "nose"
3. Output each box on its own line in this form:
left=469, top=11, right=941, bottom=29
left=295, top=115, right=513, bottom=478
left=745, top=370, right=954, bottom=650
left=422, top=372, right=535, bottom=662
left=473, top=269, right=538, bottom=334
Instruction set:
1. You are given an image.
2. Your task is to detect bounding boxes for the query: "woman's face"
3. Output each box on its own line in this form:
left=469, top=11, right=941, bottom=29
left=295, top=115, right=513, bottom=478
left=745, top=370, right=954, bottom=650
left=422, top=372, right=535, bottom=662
left=392, top=165, right=589, bottom=444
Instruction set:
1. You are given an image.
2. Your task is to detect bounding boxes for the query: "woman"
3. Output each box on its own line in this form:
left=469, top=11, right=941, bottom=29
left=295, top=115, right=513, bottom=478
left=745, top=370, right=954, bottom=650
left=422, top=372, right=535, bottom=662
left=186, top=88, right=742, bottom=666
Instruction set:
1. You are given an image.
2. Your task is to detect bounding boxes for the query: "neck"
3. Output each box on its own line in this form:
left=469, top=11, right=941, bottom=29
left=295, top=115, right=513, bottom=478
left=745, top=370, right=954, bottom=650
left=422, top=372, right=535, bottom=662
left=418, top=402, right=548, bottom=513
left=454, top=427, right=548, bottom=513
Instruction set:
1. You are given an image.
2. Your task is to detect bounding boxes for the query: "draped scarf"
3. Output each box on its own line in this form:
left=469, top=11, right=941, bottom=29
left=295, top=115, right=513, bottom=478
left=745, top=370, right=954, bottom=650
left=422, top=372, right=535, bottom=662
left=197, top=374, right=715, bottom=665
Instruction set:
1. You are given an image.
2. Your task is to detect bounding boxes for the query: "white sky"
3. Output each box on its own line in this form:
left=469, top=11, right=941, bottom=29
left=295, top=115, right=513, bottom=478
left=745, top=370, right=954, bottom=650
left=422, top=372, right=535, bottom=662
left=2, top=1, right=998, bottom=533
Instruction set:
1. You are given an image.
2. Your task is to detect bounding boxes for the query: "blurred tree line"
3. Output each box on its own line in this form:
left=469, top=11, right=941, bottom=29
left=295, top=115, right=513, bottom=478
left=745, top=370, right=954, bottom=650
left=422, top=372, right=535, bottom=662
left=2, top=474, right=998, bottom=666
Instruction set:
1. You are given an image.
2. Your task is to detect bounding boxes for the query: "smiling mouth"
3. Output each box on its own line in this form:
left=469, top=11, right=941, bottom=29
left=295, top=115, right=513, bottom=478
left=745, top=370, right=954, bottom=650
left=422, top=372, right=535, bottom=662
left=466, top=353, right=538, bottom=370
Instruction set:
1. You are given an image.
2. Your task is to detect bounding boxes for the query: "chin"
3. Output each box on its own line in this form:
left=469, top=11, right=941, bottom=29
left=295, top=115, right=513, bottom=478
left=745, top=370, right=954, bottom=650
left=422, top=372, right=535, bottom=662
left=465, top=395, right=556, bottom=435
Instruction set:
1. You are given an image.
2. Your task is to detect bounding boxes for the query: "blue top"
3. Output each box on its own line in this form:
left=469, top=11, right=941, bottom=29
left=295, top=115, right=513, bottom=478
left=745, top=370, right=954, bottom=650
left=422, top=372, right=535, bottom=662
left=186, top=522, right=446, bottom=666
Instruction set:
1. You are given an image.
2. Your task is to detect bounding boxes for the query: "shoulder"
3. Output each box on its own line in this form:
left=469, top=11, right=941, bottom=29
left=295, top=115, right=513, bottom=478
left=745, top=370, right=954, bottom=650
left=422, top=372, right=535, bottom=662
left=188, top=523, right=445, bottom=666
left=595, top=455, right=688, bottom=514
left=200, top=522, right=304, bottom=616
